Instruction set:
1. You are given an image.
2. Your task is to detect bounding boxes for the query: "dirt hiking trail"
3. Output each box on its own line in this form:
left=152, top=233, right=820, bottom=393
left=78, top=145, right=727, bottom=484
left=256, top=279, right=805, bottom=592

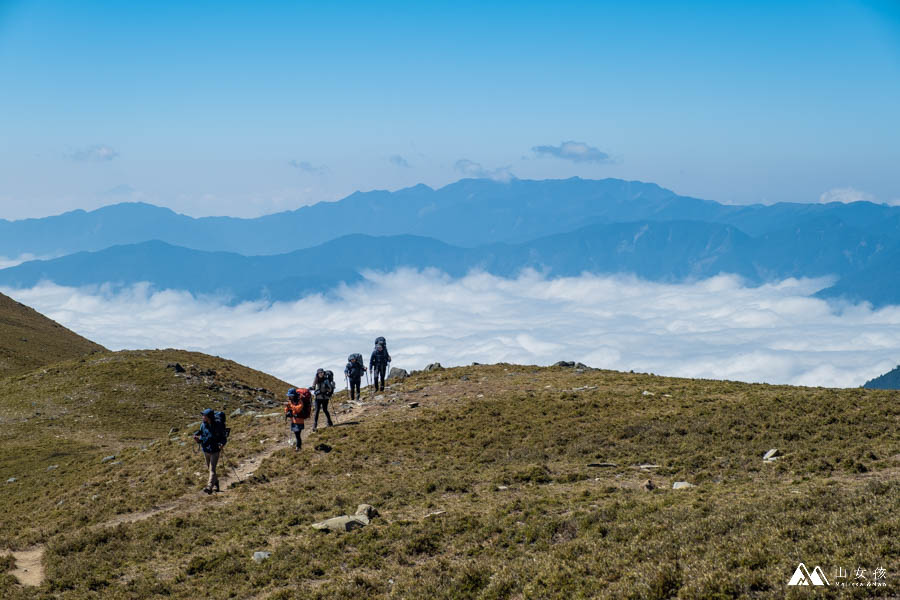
left=2, top=400, right=371, bottom=587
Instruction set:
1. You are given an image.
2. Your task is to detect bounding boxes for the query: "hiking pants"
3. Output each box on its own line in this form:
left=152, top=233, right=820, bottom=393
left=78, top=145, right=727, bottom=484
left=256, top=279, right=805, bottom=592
left=204, top=450, right=220, bottom=489
left=291, top=423, right=304, bottom=449
left=349, top=376, right=361, bottom=400
left=373, top=364, right=387, bottom=391
left=314, top=395, right=333, bottom=429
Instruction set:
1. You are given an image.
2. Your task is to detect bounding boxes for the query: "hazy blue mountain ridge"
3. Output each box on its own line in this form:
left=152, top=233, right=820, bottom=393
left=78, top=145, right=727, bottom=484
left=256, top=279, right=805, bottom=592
left=4, top=177, right=900, bottom=258
left=1, top=218, right=892, bottom=303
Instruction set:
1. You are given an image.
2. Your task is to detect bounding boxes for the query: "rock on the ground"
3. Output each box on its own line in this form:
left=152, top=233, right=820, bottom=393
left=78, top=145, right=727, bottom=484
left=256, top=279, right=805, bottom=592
left=574, top=362, right=588, bottom=370
left=553, top=361, right=575, bottom=367
left=312, top=515, right=369, bottom=532
left=6, top=477, right=16, bottom=483
left=101, top=455, right=116, bottom=463
left=314, top=443, right=332, bottom=453
left=763, top=448, right=781, bottom=461
left=252, top=551, right=271, bottom=563
left=672, top=481, right=696, bottom=490
left=355, top=504, right=379, bottom=519
left=387, top=367, right=408, bottom=380
left=642, top=390, right=655, bottom=396
left=424, top=363, right=444, bottom=372
left=643, top=479, right=655, bottom=491
left=588, top=462, right=617, bottom=468
left=46, top=465, right=58, bottom=471
left=408, top=402, right=419, bottom=408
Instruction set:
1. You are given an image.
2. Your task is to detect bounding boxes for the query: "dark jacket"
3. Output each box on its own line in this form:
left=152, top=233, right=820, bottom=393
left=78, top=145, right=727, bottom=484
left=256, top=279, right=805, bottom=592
left=195, top=421, right=224, bottom=454
left=370, top=347, right=391, bottom=369
left=345, top=360, right=364, bottom=379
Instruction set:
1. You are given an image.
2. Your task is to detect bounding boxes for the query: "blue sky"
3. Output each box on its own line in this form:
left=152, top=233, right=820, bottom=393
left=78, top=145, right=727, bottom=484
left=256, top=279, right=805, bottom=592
left=0, top=0, right=898, bottom=219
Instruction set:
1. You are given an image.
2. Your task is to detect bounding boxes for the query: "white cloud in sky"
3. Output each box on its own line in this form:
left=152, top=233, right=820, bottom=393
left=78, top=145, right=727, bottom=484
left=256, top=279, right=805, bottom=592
left=818, top=187, right=874, bottom=204
left=66, top=144, right=119, bottom=162
left=454, top=159, right=515, bottom=181
left=0, top=254, right=43, bottom=269
left=4, top=270, right=899, bottom=390
left=532, top=140, right=613, bottom=164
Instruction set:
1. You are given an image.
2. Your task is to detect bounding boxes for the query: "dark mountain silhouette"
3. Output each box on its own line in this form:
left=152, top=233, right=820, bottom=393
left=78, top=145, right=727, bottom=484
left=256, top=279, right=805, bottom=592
left=862, top=365, right=900, bottom=389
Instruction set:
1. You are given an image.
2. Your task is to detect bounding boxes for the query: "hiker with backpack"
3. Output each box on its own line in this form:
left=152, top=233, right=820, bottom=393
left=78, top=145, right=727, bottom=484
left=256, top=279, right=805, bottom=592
left=344, top=354, right=366, bottom=401
left=310, top=368, right=335, bottom=432
left=369, top=337, right=391, bottom=392
left=284, top=387, right=311, bottom=451
left=192, top=408, right=229, bottom=494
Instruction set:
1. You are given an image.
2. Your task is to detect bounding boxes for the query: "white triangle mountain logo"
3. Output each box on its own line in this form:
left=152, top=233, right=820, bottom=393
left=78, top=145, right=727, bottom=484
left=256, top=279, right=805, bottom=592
left=788, top=563, right=830, bottom=586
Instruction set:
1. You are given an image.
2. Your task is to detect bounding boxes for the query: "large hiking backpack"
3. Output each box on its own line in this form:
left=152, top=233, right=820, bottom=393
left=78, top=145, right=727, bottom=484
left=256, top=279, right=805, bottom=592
left=375, top=336, right=387, bottom=350
left=372, top=345, right=390, bottom=366
left=298, top=388, right=312, bottom=419
left=213, top=410, right=230, bottom=447
left=348, top=353, right=363, bottom=363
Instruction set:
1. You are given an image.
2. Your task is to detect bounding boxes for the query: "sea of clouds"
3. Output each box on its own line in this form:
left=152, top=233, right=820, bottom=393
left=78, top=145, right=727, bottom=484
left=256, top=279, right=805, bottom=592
left=4, top=269, right=899, bottom=389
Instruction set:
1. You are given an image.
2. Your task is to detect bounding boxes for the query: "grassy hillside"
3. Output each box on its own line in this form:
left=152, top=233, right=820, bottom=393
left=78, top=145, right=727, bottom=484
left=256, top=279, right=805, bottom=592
left=1, top=362, right=898, bottom=599
left=0, top=291, right=105, bottom=377
left=0, top=349, right=293, bottom=548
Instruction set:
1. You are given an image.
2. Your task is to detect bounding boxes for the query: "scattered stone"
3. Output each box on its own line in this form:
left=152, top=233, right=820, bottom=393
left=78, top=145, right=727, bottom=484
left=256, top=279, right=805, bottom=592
left=763, top=449, right=781, bottom=461
left=312, top=515, right=369, bottom=532
left=553, top=361, right=575, bottom=367
left=588, top=462, right=618, bottom=468
left=477, top=394, right=484, bottom=398
left=375, top=395, right=385, bottom=401
left=574, top=362, right=588, bottom=370
left=424, top=510, right=446, bottom=519
left=387, top=367, right=408, bottom=380
left=575, top=369, right=585, bottom=374
left=56, top=499, right=65, bottom=506
left=314, top=443, right=332, bottom=453
left=46, top=465, right=58, bottom=471
left=408, top=402, right=419, bottom=409
left=252, top=551, right=272, bottom=563
left=6, top=477, right=16, bottom=483
left=166, top=362, right=186, bottom=373
left=460, top=375, right=470, bottom=381
left=638, top=464, right=660, bottom=470
left=672, top=481, right=696, bottom=490
left=355, top=504, right=378, bottom=519
left=496, top=485, right=509, bottom=491
left=168, top=426, right=178, bottom=435
left=101, top=455, right=116, bottom=463
left=231, top=408, right=244, bottom=417
left=642, top=391, right=655, bottom=396
left=423, top=363, right=444, bottom=372
left=471, top=362, right=481, bottom=366
left=643, top=479, right=655, bottom=491
left=91, top=494, right=100, bottom=501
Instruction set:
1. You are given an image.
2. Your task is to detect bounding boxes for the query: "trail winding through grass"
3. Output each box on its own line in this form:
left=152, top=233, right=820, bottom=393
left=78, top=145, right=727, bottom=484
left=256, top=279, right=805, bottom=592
left=2, top=401, right=370, bottom=587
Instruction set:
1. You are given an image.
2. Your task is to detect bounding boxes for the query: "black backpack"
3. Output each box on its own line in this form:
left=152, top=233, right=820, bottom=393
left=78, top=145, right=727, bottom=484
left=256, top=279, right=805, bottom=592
left=213, top=410, right=230, bottom=447
left=375, top=336, right=387, bottom=350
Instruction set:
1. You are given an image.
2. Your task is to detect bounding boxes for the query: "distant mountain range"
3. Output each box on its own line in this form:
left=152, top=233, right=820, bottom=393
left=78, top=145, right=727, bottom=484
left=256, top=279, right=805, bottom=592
left=1, top=176, right=898, bottom=305
left=0, top=218, right=891, bottom=304
left=3, top=177, right=900, bottom=255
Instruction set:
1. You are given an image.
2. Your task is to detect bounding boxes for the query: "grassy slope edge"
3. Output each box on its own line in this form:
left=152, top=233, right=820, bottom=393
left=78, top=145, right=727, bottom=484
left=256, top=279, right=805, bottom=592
left=0, top=291, right=105, bottom=378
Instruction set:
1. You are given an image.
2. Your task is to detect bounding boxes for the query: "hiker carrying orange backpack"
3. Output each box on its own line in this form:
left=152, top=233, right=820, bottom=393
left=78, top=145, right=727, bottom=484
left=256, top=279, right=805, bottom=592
left=284, top=387, right=311, bottom=452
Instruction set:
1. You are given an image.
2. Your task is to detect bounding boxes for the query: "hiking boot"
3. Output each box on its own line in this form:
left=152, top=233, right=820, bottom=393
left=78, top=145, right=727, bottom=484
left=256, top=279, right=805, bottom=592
left=214, top=482, right=220, bottom=493
left=202, top=486, right=212, bottom=495
left=312, top=427, right=317, bottom=433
